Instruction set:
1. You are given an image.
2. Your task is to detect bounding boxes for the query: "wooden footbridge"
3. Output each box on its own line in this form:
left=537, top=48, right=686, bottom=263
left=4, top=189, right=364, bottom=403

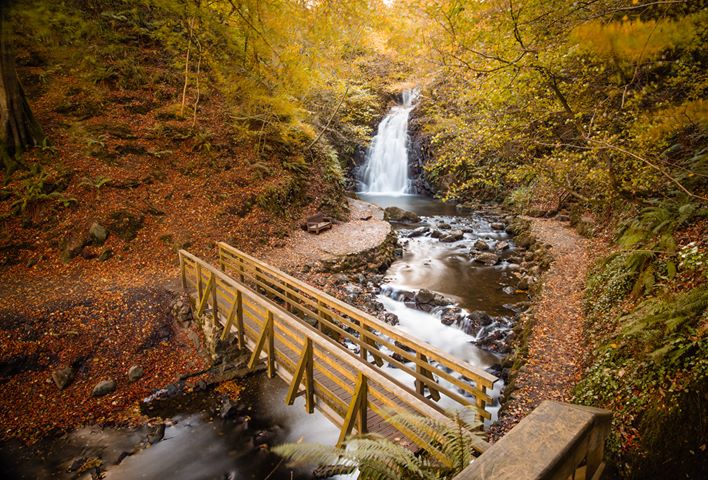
left=178, top=244, right=611, bottom=479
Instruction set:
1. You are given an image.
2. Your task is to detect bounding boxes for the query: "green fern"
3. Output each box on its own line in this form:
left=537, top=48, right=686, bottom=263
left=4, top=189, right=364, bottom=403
left=273, top=409, right=483, bottom=480
left=616, top=201, right=707, bottom=297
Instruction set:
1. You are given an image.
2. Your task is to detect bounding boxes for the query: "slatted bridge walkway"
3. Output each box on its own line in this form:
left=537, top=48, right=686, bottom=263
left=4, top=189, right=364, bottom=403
left=179, top=244, right=496, bottom=459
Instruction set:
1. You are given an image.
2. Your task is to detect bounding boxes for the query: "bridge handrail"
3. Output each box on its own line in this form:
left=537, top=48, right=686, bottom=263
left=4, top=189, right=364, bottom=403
left=178, top=249, right=491, bottom=457
left=217, top=242, right=497, bottom=419
left=451, top=401, right=611, bottom=480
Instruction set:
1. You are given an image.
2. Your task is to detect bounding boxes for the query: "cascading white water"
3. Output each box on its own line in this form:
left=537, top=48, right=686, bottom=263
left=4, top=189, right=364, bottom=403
left=359, top=88, right=419, bottom=195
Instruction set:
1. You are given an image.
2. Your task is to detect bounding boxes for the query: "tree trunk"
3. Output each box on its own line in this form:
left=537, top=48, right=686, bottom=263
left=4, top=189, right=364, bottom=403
left=0, top=6, right=44, bottom=168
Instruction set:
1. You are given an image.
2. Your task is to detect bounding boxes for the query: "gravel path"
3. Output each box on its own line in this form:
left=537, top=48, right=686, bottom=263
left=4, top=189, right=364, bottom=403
left=261, top=198, right=390, bottom=272
left=491, top=217, right=605, bottom=439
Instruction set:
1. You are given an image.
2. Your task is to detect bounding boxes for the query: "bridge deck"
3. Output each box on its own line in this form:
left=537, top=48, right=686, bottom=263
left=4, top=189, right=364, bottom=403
left=179, top=250, right=490, bottom=458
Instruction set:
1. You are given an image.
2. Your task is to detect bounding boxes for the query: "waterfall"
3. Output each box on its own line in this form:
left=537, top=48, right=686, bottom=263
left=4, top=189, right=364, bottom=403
left=359, top=88, right=419, bottom=195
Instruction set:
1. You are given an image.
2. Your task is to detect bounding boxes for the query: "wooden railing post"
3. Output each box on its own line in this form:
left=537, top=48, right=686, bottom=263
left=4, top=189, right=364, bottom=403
left=338, top=373, right=367, bottom=445
left=266, top=311, right=275, bottom=378
left=196, top=272, right=214, bottom=317
left=196, top=263, right=204, bottom=302
left=415, top=352, right=441, bottom=401
left=248, top=310, right=275, bottom=378
left=179, top=253, right=187, bottom=290
left=221, top=289, right=244, bottom=348
left=211, top=277, right=219, bottom=325
left=285, top=338, right=314, bottom=414
left=475, top=385, right=487, bottom=413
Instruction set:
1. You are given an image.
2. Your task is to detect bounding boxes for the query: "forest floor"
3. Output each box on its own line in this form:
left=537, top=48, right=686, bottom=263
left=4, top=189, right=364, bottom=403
left=490, top=217, right=607, bottom=440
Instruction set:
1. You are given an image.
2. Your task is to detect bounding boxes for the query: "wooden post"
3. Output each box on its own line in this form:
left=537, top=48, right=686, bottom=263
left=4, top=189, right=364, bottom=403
left=248, top=310, right=275, bottom=378
left=235, top=291, right=244, bottom=349
left=266, top=311, right=275, bottom=378
left=238, top=257, right=245, bottom=283
left=285, top=338, right=314, bottom=413
left=475, top=385, right=487, bottom=413
left=179, top=254, right=187, bottom=290
left=211, top=276, right=219, bottom=325
left=196, top=272, right=214, bottom=317
left=415, top=352, right=441, bottom=401
left=220, top=289, right=242, bottom=343
left=196, top=263, right=204, bottom=303
left=338, top=373, right=367, bottom=445
left=358, top=321, right=367, bottom=362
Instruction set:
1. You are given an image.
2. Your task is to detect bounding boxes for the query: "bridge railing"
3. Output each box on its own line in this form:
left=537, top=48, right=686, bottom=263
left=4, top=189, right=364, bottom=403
left=217, top=242, right=497, bottom=419
left=451, top=401, right=611, bottom=480
left=179, top=249, right=491, bottom=458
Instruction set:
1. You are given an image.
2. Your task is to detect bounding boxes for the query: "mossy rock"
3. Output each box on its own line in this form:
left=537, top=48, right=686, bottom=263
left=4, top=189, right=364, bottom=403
left=107, top=210, right=144, bottom=241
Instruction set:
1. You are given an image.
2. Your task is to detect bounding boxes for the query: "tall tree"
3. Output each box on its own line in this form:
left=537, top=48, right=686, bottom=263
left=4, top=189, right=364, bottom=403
left=0, top=4, right=43, bottom=171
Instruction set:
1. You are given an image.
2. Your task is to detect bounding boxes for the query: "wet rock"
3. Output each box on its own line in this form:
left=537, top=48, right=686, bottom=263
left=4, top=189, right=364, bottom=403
left=490, top=222, right=505, bottom=230
left=147, top=423, right=166, bottom=444
left=383, top=206, right=420, bottom=223
left=506, top=263, right=521, bottom=271
left=496, top=241, right=510, bottom=251
left=253, top=429, right=276, bottom=446
left=128, top=365, right=143, bottom=382
left=474, top=239, right=490, bottom=251
left=504, top=301, right=531, bottom=313
left=457, top=310, right=493, bottom=336
left=430, top=229, right=443, bottom=239
left=52, top=366, right=75, bottom=390
left=89, top=222, right=108, bottom=245
left=407, top=226, right=429, bottom=238
left=98, top=249, right=113, bottom=261
left=414, top=289, right=436, bottom=304
left=517, top=276, right=530, bottom=290
left=440, top=308, right=463, bottom=326
left=382, top=313, right=399, bottom=326
left=438, top=222, right=451, bottom=230
left=440, top=230, right=464, bottom=242
left=92, top=379, right=116, bottom=397
left=474, top=252, right=499, bottom=266
left=221, top=398, right=240, bottom=419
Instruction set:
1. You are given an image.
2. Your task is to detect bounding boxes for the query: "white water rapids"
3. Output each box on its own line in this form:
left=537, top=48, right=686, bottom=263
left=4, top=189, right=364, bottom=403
left=359, top=88, right=419, bottom=195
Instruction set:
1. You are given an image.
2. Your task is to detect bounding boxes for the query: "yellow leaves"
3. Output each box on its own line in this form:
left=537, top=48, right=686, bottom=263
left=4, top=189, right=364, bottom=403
left=633, top=99, right=708, bottom=150
left=571, top=11, right=706, bottom=62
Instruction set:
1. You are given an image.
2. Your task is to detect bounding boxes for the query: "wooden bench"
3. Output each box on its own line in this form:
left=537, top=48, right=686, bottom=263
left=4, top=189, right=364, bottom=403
left=305, top=213, right=333, bottom=234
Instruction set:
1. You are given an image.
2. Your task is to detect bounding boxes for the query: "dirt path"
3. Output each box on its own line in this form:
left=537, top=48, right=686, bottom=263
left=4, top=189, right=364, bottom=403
left=260, top=198, right=390, bottom=273
left=491, top=217, right=604, bottom=439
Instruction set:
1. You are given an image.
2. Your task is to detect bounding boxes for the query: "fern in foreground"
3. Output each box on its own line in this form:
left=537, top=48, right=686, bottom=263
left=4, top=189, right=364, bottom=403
left=273, top=409, right=483, bottom=480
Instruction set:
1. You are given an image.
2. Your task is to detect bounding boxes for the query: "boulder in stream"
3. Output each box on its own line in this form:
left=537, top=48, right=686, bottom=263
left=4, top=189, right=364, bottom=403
left=383, top=206, right=420, bottom=223
left=474, top=239, right=490, bottom=251
left=407, top=226, right=429, bottom=238
left=440, top=230, right=464, bottom=242
left=474, top=252, right=499, bottom=266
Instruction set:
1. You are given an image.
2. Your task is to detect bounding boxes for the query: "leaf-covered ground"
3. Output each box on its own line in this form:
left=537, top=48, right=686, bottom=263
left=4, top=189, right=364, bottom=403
left=490, top=217, right=607, bottom=439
